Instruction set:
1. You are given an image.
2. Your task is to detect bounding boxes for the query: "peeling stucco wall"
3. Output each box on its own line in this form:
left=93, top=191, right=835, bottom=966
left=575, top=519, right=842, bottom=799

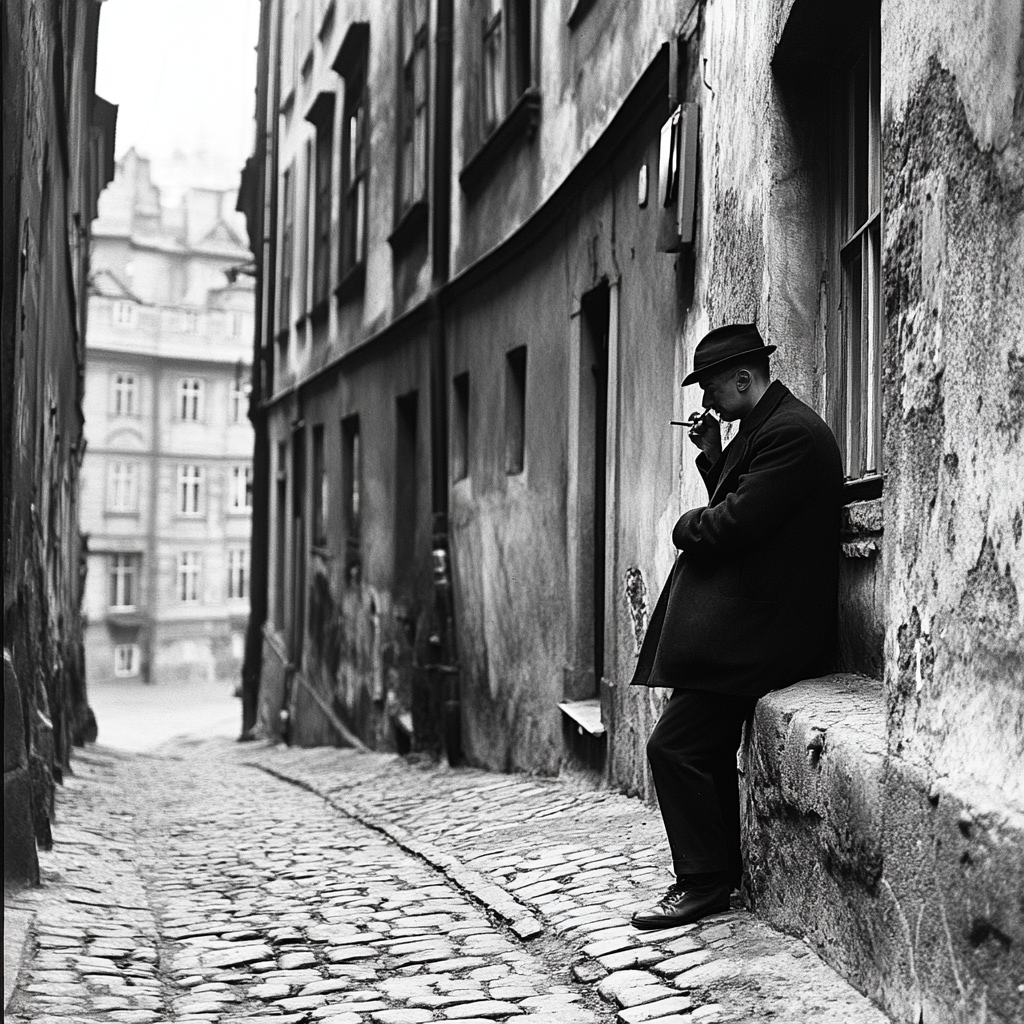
left=881, top=4, right=1024, bottom=806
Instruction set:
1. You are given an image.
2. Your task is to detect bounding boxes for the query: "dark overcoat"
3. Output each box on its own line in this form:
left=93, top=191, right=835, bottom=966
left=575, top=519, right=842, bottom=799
left=631, top=380, right=843, bottom=697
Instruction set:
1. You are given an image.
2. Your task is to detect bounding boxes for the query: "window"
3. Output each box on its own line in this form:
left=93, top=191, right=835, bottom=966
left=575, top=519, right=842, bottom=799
left=108, top=461, right=139, bottom=512
left=398, top=0, right=429, bottom=218
left=337, top=26, right=370, bottom=284
left=113, top=644, right=140, bottom=677
left=178, top=378, right=204, bottom=421
left=299, top=139, right=313, bottom=318
left=831, top=28, right=882, bottom=480
left=279, top=164, right=294, bottom=330
left=228, top=547, right=249, bottom=600
left=231, top=311, right=245, bottom=337
left=230, top=379, right=250, bottom=424
left=479, top=0, right=532, bottom=138
left=306, top=92, right=336, bottom=311
left=452, top=372, right=469, bottom=481
left=113, top=300, right=136, bottom=327
left=312, top=425, right=327, bottom=544
left=178, top=465, right=203, bottom=515
left=394, top=393, right=418, bottom=583
left=231, top=464, right=253, bottom=511
left=341, top=414, right=361, bottom=579
left=177, top=552, right=201, bottom=602
left=505, top=346, right=526, bottom=474
left=109, top=554, right=138, bottom=609
left=112, top=373, right=138, bottom=417
left=181, top=310, right=200, bottom=334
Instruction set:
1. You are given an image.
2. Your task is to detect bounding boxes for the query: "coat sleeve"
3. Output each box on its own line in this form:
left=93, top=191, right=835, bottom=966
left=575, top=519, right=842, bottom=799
left=672, top=420, right=820, bottom=557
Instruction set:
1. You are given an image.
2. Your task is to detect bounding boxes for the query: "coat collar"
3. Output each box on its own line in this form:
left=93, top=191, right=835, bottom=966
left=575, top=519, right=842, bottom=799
left=708, top=380, right=789, bottom=504
left=737, top=379, right=788, bottom=438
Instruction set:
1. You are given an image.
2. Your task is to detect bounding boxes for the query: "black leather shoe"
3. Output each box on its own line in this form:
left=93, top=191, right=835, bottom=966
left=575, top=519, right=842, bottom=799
left=631, top=880, right=731, bottom=930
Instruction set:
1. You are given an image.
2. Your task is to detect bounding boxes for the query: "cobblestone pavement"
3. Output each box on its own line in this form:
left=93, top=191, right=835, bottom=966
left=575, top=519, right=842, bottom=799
left=5, top=740, right=892, bottom=1024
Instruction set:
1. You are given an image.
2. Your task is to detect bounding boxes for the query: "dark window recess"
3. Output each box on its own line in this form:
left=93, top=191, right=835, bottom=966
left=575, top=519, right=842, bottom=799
left=452, top=372, right=470, bottom=482
left=341, top=414, right=362, bottom=583
left=335, top=25, right=370, bottom=299
left=305, top=92, right=335, bottom=314
left=505, top=346, right=526, bottom=475
left=394, top=391, right=419, bottom=586
left=312, top=424, right=327, bottom=545
left=279, top=165, right=294, bottom=330
left=398, top=0, right=429, bottom=219
left=275, top=443, right=287, bottom=629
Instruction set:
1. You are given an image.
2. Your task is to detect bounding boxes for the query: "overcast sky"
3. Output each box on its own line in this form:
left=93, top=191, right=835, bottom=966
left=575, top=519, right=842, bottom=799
left=96, top=0, right=260, bottom=199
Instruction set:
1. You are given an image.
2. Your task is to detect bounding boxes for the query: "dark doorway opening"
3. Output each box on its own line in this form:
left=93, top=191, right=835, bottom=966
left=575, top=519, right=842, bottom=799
left=291, top=425, right=306, bottom=668
left=580, top=282, right=609, bottom=691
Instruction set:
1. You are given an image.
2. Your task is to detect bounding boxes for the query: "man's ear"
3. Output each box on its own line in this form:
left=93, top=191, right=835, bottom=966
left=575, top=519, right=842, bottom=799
left=735, top=368, right=752, bottom=392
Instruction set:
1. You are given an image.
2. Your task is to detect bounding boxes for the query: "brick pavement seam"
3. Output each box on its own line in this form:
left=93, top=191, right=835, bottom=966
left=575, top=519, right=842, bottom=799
left=249, top=762, right=546, bottom=941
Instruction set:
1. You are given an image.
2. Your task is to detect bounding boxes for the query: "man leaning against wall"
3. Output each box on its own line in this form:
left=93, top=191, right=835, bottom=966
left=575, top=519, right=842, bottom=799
left=630, top=322, right=844, bottom=928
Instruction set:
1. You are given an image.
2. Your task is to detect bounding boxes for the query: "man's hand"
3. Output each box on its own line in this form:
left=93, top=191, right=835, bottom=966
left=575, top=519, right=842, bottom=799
left=687, top=411, right=722, bottom=462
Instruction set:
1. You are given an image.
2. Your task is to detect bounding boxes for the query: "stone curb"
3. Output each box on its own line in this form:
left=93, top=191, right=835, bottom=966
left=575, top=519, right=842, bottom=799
left=251, top=762, right=545, bottom=941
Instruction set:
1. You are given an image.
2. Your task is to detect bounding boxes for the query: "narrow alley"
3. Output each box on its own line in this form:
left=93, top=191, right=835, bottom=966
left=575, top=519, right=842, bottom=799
left=5, top=737, right=889, bottom=1024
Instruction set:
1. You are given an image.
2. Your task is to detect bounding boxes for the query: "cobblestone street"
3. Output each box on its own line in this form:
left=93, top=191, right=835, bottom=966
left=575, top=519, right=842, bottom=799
left=5, top=740, right=891, bottom=1024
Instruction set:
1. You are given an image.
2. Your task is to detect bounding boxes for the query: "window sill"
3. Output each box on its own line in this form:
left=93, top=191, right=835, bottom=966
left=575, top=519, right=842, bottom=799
left=280, top=87, right=295, bottom=115
left=388, top=199, right=429, bottom=254
left=842, top=474, right=883, bottom=503
left=228, top=508, right=253, bottom=516
left=460, top=87, right=541, bottom=197
left=335, top=262, right=366, bottom=304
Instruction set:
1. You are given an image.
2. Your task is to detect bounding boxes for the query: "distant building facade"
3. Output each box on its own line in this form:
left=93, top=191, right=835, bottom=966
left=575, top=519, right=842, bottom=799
left=244, top=0, right=1023, bottom=1019
left=3, top=0, right=116, bottom=883
left=81, top=151, right=255, bottom=687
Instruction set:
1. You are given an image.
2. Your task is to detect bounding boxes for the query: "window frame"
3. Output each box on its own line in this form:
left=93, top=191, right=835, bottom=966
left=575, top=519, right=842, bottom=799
left=337, top=31, right=370, bottom=290
left=113, top=300, right=137, bottom=327
left=279, top=163, right=294, bottom=331
left=227, top=547, right=250, bottom=601
left=108, top=460, right=139, bottom=513
left=113, top=643, right=140, bottom=677
left=230, top=464, right=254, bottom=513
left=178, top=377, right=205, bottom=421
left=303, top=92, right=335, bottom=315
left=478, top=0, right=532, bottom=142
left=397, top=0, right=430, bottom=222
left=177, top=464, right=203, bottom=516
left=829, top=27, right=882, bottom=482
left=112, top=372, right=138, bottom=417
left=177, top=551, right=201, bottom=603
left=109, top=553, right=139, bottom=610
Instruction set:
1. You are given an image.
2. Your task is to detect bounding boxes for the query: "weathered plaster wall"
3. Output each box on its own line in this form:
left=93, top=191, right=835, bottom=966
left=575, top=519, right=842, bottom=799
left=881, top=0, right=1024, bottom=806
left=271, top=330, right=433, bottom=752
left=447, top=232, right=570, bottom=775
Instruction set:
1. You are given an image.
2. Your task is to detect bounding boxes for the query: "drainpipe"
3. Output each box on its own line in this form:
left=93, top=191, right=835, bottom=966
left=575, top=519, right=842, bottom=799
left=423, top=0, right=461, bottom=764
left=240, top=0, right=281, bottom=737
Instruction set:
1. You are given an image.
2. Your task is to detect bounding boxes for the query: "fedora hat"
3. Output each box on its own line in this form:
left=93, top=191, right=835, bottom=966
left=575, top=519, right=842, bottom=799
left=681, top=323, right=776, bottom=386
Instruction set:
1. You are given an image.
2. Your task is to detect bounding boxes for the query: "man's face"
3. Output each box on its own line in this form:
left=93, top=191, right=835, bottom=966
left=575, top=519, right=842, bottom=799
left=698, top=369, right=742, bottom=421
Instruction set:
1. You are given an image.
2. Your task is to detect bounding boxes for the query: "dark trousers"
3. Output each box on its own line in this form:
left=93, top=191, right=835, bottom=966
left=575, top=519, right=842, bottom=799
left=646, top=688, right=758, bottom=887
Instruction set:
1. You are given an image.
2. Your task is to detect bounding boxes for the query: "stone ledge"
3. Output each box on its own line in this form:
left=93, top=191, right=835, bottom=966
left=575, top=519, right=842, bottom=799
left=742, top=674, right=1024, bottom=1024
